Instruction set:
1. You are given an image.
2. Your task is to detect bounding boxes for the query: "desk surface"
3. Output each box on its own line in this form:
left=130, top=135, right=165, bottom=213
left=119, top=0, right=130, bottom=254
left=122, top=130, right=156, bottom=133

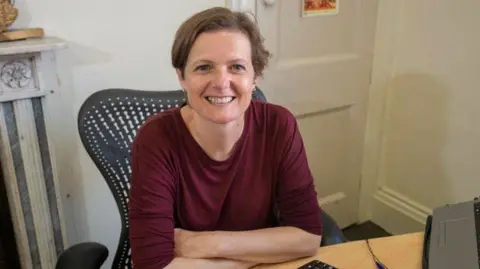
left=255, top=232, right=425, bottom=269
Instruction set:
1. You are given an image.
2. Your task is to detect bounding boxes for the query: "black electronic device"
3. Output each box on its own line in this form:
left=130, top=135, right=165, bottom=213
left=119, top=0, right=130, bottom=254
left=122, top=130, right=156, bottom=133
left=297, top=259, right=338, bottom=269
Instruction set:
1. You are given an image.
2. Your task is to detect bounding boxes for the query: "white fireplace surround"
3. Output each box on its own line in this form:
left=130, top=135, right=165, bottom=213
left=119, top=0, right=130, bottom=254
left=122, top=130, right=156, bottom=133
left=0, top=37, right=68, bottom=269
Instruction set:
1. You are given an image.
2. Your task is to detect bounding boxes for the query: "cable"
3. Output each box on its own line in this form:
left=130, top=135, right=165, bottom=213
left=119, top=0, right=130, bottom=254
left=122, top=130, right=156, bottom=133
left=422, top=215, right=432, bottom=269
left=366, top=239, right=389, bottom=269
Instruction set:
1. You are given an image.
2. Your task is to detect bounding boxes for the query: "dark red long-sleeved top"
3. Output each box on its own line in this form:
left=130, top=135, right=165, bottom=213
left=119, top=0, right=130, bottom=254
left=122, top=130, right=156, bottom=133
left=128, top=100, right=323, bottom=268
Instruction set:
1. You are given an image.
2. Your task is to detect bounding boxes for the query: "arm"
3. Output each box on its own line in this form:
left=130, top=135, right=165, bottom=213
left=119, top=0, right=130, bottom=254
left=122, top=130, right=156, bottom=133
left=165, top=258, right=256, bottom=269
left=175, top=227, right=320, bottom=264
left=129, top=122, right=255, bottom=269
left=174, top=110, right=323, bottom=264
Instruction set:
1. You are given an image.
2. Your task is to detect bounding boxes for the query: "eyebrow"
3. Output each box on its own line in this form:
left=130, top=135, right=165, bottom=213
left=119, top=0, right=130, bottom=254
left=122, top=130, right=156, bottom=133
left=191, top=58, right=248, bottom=66
left=191, top=59, right=214, bottom=66
left=229, top=58, right=248, bottom=64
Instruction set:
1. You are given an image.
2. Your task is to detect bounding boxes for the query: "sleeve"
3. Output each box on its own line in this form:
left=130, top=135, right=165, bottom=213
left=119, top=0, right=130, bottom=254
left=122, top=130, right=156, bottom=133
left=128, top=123, right=176, bottom=269
left=275, top=110, right=323, bottom=236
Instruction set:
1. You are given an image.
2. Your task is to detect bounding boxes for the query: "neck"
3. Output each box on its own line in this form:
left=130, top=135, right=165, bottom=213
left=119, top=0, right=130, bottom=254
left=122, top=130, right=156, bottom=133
left=181, top=106, right=245, bottom=161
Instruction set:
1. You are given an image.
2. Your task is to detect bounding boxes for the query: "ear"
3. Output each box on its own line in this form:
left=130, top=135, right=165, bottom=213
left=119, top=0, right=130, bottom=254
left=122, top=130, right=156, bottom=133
left=176, top=69, right=187, bottom=90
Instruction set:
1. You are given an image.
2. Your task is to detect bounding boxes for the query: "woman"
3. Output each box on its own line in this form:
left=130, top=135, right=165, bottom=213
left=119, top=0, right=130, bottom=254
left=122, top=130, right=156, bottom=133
left=128, top=7, right=323, bottom=269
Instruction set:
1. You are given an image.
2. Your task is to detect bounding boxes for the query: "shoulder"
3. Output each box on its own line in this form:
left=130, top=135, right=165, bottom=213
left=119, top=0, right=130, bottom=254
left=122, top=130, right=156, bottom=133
left=250, top=100, right=298, bottom=134
left=132, top=107, right=182, bottom=149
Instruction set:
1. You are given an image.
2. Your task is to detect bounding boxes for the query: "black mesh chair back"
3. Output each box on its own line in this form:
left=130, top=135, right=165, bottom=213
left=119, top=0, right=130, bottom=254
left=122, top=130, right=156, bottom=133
left=77, top=88, right=267, bottom=268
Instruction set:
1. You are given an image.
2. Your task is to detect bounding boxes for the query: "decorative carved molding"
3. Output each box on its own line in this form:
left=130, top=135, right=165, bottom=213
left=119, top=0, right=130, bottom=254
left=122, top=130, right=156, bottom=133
left=1, top=59, right=34, bottom=89
left=0, top=54, right=41, bottom=102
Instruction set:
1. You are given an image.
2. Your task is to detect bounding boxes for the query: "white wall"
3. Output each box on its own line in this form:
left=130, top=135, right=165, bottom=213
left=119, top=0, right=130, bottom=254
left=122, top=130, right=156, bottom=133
left=11, top=1, right=226, bottom=267
left=361, top=0, right=480, bottom=234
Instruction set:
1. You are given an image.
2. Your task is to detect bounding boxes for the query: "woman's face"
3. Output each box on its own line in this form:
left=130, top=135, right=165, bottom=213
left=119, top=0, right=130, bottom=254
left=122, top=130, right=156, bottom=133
left=177, top=30, right=256, bottom=125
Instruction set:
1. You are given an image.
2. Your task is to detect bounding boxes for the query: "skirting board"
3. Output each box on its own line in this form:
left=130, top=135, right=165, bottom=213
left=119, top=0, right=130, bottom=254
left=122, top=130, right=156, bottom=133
left=318, top=192, right=346, bottom=207
left=372, top=187, right=432, bottom=235
left=317, top=192, right=356, bottom=228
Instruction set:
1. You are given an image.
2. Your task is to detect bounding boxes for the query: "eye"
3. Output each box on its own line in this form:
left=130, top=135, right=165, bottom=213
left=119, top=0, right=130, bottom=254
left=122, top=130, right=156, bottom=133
left=231, top=64, right=246, bottom=72
left=195, top=65, right=211, bottom=72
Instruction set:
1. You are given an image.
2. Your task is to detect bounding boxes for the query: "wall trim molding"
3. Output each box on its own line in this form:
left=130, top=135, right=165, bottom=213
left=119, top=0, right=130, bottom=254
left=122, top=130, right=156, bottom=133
left=317, top=192, right=355, bottom=228
left=371, top=186, right=432, bottom=235
left=318, top=192, right=346, bottom=207
left=358, top=0, right=403, bottom=223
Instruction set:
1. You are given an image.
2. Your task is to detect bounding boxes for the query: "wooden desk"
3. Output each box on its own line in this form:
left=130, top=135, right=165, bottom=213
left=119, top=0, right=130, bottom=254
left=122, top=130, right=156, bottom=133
left=255, top=232, right=425, bottom=269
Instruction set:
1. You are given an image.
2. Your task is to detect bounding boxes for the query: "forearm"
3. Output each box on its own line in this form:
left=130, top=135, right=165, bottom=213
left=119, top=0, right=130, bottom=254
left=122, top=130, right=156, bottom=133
left=164, top=257, right=257, bottom=269
left=189, top=227, right=321, bottom=263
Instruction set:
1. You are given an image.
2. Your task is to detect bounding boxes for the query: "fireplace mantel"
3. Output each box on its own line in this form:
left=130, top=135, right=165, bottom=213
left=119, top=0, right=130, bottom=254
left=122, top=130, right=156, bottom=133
left=0, top=36, right=68, bottom=269
left=0, top=37, right=66, bottom=56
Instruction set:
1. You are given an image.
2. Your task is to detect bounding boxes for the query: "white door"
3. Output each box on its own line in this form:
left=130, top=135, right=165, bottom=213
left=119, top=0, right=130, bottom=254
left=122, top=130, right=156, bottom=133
left=231, top=0, right=378, bottom=228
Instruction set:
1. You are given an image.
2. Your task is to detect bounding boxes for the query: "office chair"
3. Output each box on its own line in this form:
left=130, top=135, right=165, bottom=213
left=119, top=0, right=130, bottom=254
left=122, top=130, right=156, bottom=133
left=56, top=88, right=346, bottom=269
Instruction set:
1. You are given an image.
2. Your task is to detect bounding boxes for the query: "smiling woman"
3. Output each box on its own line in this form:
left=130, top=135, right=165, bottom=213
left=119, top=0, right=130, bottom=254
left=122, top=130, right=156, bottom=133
left=177, top=30, right=254, bottom=126
left=171, top=7, right=270, bottom=127
left=128, top=7, right=324, bottom=269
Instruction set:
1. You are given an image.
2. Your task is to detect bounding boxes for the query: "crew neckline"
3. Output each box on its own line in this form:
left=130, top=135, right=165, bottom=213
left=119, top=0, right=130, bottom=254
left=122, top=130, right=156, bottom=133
left=173, top=103, right=252, bottom=165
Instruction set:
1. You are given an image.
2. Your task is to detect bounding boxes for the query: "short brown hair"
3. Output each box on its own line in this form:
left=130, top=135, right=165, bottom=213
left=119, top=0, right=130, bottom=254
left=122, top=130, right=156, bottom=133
left=171, top=7, right=271, bottom=79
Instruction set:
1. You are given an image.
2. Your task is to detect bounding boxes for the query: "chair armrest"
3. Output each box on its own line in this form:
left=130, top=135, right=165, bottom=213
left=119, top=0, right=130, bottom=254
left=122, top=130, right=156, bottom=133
left=320, top=211, right=347, bottom=246
left=55, top=242, right=108, bottom=269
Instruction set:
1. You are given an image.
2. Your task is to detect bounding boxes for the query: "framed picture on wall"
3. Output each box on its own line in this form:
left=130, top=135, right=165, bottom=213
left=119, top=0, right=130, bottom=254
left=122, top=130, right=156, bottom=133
left=302, top=0, right=339, bottom=17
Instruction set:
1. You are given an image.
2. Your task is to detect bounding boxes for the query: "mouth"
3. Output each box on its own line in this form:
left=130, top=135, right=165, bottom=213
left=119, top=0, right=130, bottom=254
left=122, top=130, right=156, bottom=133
left=205, top=96, right=236, bottom=105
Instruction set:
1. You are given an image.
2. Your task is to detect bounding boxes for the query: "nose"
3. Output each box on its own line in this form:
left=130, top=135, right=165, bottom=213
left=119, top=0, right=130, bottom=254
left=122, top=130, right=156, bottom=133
left=211, top=67, right=231, bottom=90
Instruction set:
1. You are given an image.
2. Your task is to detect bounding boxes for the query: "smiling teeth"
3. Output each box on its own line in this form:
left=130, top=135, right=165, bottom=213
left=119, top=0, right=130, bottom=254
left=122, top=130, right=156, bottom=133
left=207, top=97, right=234, bottom=104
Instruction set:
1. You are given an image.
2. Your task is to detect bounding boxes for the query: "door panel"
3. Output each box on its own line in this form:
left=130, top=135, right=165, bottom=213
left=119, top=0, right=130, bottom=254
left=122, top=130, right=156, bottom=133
left=253, top=0, right=378, bottom=227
